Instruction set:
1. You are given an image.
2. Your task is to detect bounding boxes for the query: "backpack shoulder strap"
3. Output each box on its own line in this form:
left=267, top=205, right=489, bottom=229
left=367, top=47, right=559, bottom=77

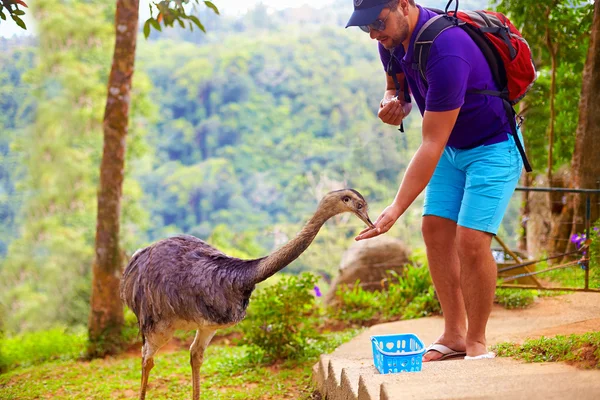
left=413, top=15, right=461, bottom=86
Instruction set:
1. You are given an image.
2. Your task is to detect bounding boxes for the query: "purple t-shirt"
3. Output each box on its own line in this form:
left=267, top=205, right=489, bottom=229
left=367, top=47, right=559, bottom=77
left=379, top=6, right=512, bottom=149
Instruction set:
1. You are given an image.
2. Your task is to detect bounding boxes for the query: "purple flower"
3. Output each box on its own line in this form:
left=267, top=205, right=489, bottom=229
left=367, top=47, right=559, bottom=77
left=314, top=286, right=322, bottom=297
left=570, top=234, right=579, bottom=244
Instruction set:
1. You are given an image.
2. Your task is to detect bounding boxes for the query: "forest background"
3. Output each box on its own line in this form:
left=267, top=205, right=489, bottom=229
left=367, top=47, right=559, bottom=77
left=0, top=0, right=595, bottom=342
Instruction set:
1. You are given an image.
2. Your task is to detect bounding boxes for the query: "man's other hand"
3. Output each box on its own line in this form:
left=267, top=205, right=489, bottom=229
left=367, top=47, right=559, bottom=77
left=378, top=98, right=407, bottom=126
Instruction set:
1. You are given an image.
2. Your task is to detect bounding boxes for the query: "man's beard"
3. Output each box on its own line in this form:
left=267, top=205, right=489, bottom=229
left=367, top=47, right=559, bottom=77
left=386, top=17, right=409, bottom=49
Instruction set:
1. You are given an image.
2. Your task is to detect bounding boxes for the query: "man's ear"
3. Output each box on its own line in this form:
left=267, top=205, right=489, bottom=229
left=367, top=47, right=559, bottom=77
left=399, top=0, right=410, bottom=16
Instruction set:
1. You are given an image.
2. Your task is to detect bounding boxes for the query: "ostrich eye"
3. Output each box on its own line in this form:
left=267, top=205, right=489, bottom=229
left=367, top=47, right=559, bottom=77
left=357, top=203, right=363, bottom=210
left=343, top=196, right=350, bottom=203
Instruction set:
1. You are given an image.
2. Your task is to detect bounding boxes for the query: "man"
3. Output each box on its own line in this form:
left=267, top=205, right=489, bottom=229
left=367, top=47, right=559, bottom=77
left=347, top=0, right=523, bottom=361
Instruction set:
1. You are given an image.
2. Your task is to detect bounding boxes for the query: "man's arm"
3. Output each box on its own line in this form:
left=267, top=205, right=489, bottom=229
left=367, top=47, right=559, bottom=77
left=378, top=73, right=412, bottom=126
left=356, top=107, right=460, bottom=240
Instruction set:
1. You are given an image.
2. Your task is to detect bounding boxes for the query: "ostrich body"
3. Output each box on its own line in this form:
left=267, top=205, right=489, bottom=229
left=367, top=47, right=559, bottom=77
left=120, top=189, right=373, bottom=400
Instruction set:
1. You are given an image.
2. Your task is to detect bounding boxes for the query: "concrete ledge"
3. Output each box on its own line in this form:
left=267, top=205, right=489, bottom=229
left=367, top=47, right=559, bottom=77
left=314, top=293, right=600, bottom=400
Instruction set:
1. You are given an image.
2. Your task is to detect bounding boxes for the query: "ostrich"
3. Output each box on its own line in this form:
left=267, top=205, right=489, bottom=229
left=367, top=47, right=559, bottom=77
left=120, top=189, right=373, bottom=400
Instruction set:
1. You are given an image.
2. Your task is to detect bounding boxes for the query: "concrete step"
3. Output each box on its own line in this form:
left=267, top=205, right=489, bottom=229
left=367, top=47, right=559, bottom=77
left=379, top=359, right=600, bottom=399
left=314, top=293, right=600, bottom=400
left=319, top=356, right=600, bottom=400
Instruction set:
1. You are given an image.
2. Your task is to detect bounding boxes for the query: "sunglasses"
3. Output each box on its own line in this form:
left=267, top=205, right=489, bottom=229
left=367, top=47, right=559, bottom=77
left=359, top=8, right=394, bottom=33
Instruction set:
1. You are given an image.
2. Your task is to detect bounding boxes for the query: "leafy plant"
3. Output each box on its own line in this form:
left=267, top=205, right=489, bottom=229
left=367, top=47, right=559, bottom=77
left=240, top=273, right=322, bottom=363
left=144, top=0, right=220, bottom=38
left=0, top=326, right=87, bottom=372
left=329, top=262, right=441, bottom=325
left=383, top=266, right=437, bottom=319
left=329, top=281, right=381, bottom=324
left=494, top=288, right=537, bottom=309
left=0, top=0, right=28, bottom=30
left=493, top=331, right=600, bottom=368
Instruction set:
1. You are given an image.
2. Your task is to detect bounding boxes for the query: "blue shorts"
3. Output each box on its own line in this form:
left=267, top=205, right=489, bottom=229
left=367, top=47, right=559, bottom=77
left=423, top=133, right=523, bottom=235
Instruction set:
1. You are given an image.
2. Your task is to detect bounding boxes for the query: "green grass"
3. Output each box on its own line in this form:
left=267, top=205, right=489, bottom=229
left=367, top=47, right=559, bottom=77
left=493, top=331, right=600, bottom=369
left=0, top=329, right=361, bottom=399
left=0, top=326, right=87, bottom=372
left=493, top=287, right=568, bottom=310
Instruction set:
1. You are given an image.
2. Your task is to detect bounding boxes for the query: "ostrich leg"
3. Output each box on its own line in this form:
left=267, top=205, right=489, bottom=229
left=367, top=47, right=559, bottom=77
left=139, top=328, right=174, bottom=400
left=190, top=328, right=217, bottom=400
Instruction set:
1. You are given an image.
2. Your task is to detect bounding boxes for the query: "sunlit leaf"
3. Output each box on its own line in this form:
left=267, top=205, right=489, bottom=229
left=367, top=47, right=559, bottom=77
left=143, top=19, right=151, bottom=38
left=204, top=1, right=219, bottom=15
left=11, top=14, right=26, bottom=29
left=188, top=15, right=205, bottom=32
left=149, top=17, right=162, bottom=31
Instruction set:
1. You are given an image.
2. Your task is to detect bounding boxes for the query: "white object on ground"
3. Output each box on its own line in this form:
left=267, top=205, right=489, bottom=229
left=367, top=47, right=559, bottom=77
left=464, top=352, right=496, bottom=360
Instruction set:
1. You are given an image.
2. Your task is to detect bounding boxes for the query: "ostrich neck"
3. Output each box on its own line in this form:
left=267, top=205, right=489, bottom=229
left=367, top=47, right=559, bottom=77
left=253, top=207, right=332, bottom=284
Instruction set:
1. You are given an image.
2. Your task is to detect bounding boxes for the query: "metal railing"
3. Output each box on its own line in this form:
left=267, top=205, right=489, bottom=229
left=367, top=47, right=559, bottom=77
left=496, top=186, right=600, bottom=293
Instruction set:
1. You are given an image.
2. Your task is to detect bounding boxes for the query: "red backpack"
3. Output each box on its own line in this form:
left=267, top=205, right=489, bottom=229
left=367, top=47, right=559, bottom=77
left=415, top=1, right=536, bottom=171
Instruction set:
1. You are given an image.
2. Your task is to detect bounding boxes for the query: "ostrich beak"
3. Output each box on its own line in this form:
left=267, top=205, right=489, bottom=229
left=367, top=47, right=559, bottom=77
left=357, top=210, right=375, bottom=229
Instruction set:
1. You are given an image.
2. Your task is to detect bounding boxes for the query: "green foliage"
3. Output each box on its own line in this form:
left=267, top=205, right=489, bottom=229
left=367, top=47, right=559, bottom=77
left=144, top=0, right=220, bottom=38
left=0, top=327, right=362, bottom=399
left=494, top=288, right=537, bottom=309
left=0, top=331, right=7, bottom=373
left=0, top=0, right=151, bottom=335
left=493, top=331, right=600, bottom=368
left=0, top=0, right=28, bottom=30
left=240, top=273, right=322, bottom=363
left=207, top=224, right=266, bottom=259
left=135, top=26, right=425, bottom=272
left=120, top=307, right=142, bottom=347
left=493, top=0, right=593, bottom=175
left=329, top=281, right=381, bottom=324
left=1, top=0, right=592, bottom=340
left=329, top=260, right=441, bottom=325
left=0, top=42, right=34, bottom=259
left=0, top=326, right=87, bottom=372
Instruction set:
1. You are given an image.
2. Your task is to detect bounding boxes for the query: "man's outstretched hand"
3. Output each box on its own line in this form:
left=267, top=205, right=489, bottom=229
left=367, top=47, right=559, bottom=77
left=355, top=203, right=403, bottom=241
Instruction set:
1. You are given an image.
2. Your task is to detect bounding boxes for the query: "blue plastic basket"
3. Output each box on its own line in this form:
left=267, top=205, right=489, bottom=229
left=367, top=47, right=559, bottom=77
left=371, top=333, right=426, bottom=374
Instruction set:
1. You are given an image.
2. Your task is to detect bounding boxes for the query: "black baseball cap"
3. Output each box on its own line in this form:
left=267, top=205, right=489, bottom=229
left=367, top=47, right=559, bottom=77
left=345, top=0, right=389, bottom=28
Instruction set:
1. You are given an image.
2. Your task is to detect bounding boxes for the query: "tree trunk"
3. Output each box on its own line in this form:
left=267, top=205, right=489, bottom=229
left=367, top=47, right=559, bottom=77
left=550, top=0, right=600, bottom=263
left=88, top=0, right=139, bottom=358
left=570, top=0, right=600, bottom=233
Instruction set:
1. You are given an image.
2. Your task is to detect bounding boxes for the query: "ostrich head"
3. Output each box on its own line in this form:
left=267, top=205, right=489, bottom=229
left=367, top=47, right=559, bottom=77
left=318, top=188, right=375, bottom=228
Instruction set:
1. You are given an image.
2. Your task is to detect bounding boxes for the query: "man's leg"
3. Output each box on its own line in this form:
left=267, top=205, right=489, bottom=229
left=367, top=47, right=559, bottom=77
left=456, top=227, right=496, bottom=357
left=454, top=133, right=523, bottom=357
left=422, top=216, right=467, bottom=362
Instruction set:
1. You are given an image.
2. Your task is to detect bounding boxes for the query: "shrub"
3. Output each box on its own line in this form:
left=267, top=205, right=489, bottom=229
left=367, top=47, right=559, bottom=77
left=240, top=273, right=322, bottom=363
left=494, top=287, right=537, bottom=309
left=328, top=281, right=380, bottom=324
left=121, top=307, right=142, bottom=346
left=329, top=262, right=441, bottom=325
left=0, top=332, right=8, bottom=373
left=383, top=266, right=438, bottom=320
left=0, top=326, right=87, bottom=371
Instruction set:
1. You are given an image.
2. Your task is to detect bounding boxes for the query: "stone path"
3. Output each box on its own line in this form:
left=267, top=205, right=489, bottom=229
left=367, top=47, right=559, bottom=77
left=313, top=292, right=600, bottom=399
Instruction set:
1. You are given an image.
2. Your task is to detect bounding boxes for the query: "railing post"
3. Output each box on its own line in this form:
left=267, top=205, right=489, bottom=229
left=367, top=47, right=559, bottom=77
left=585, top=194, right=591, bottom=290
